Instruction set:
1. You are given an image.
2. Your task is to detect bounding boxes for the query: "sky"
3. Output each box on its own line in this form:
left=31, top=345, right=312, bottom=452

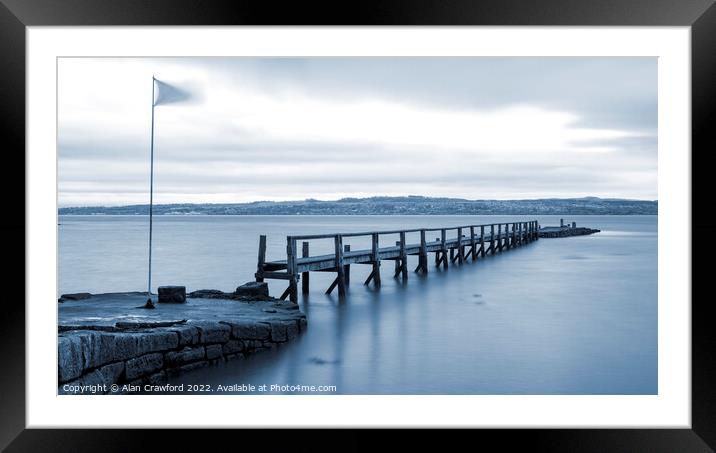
left=58, top=57, right=657, bottom=207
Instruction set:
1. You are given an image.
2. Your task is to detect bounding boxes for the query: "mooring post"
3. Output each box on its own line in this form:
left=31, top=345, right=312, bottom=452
left=344, top=244, right=351, bottom=286
left=470, top=226, right=477, bottom=261
left=286, top=237, right=298, bottom=303
left=441, top=229, right=448, bottom=269
left=334, top=235, right=346, bottom=298
left=480, top=225, right=486, bottom=257
left=399, top=231, right=408, bottom=279
left=456, top=227, right=464, bottom=264
left=418, top=229, right=428, bottom=274
left=301, top=241, right=310, bottom=294
left=256, top=234, right=267, bottom=282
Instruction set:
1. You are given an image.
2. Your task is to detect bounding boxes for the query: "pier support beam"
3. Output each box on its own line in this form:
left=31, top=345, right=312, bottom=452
left=490, top=225, right=495, bottom=254
left=301, top=241, right=310, bottom=294
left=364, top=233, right=381, bottom=286
left=497, top=224, right=503, bottom=252
left=326, top=235, right=346, bottom=298
left=255, top=235, right=266, bottom=282
left=344, top=244, right=351, bottom=286
left=416, top=229, right=428, bottom=274
left=480, top=226, right=486, bottom=257
left=286, top=237, right=298, bottom=303
left=457, top=228, right=464, bottom=264
left=401, top=232, right=409, bottom=279
left=470, top=226, right=477, bottom=261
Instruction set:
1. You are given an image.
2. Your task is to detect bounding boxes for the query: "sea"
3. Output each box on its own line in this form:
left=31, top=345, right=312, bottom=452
left=58, top=215, right=657, bottom=394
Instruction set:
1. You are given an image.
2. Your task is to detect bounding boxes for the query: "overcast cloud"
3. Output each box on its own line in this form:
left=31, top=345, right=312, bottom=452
left=58, top=57, right=657, bottom=207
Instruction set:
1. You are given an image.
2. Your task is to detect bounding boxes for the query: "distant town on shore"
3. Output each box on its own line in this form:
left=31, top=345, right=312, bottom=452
left=58, top=196, right=657, bottom=216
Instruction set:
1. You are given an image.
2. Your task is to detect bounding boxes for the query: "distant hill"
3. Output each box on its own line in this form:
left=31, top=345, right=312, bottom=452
left=58, top=196, right=657, bottom=215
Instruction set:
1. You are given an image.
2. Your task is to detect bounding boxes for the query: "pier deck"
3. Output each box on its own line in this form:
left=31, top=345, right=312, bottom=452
left=256, top=220, right=540, bottom=302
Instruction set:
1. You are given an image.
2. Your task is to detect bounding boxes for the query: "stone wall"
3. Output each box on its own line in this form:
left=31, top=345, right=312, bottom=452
left=59, top=316, right=306, bottom=394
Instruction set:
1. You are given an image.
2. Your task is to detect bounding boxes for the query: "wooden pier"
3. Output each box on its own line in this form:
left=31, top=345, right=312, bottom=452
left=255, top=220, right=540, bottom=303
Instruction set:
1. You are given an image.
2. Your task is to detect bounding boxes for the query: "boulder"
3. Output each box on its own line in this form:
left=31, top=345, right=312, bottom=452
left=158, top=286, right=186, bottom=304
left=234, top=282, right=269, bottom=298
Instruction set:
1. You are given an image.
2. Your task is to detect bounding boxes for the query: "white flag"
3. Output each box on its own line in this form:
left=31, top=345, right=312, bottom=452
left=153, top=79, right=192, bottom=106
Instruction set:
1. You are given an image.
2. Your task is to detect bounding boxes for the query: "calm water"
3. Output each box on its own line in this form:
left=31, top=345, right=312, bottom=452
left=58, top=215, right=657, bottom=394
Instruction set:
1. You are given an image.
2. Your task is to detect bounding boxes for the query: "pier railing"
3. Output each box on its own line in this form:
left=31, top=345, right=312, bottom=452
left=256, top=220, right=539, bottom=303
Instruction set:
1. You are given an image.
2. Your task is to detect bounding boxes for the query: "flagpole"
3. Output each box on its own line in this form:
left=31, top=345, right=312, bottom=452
left=147, top=76, right=156, bottom=307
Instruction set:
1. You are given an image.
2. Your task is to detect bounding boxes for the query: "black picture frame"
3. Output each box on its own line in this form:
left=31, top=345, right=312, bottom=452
left=3, top=0, right=714, bottom=450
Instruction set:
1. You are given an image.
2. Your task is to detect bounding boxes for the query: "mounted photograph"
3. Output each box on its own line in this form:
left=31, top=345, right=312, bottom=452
left=57, top=56, right=657, bottom=396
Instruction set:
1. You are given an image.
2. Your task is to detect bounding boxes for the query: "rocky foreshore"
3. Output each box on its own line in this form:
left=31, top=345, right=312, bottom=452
left=538, top=226, right=601, bottom=238
left=58, top=284, right=306, bottom=394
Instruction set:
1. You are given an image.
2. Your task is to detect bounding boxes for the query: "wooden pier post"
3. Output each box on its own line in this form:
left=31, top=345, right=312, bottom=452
left=497, top=224, right=503, bottom=251
left=344, top=244, right=351, bottom=286
left=301, top=241, right=310, bottom=294
left=441, top=229, right=448, bottom=269
left=490, top=224, right=496, bottom=254
left=417, top=229, right=428, bottom=274
left=457, top=227, right=464, bottom=264
left=325, top=235, right=346, bottom=298
left=400, top=232, right=408, bottom=279
left=256, top=235, right=266, bottom=282
left=364, top=233, right=381, bottom=286
left=394, top=241, right=402, bottom=277
left=480, top=225, right=486, bottom=257
left=286, top=237, right=298, bottom=303
left=470, top=226, right=477, bottom=261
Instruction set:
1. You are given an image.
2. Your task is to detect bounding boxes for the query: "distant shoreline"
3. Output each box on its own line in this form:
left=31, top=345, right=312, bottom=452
left=58, top=196, right=658, bottom=216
